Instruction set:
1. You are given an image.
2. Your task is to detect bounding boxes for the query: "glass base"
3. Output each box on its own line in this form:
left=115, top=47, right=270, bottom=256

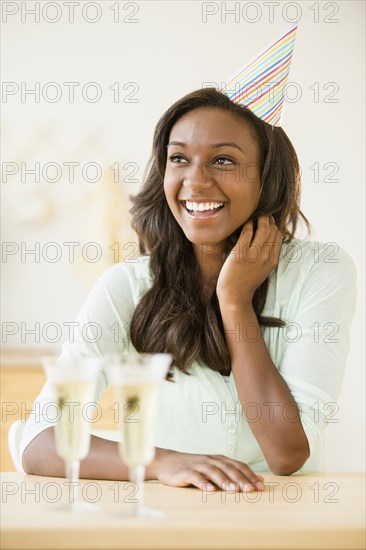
left=46, top=500, right=100, bottom=512
left=110, top=505, right=166, bottom=519
left=133, top=505, right=166, bottom=519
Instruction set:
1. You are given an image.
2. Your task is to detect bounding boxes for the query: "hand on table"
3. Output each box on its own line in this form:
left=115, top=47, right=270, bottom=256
left=153, top=449, right=265, bottom=492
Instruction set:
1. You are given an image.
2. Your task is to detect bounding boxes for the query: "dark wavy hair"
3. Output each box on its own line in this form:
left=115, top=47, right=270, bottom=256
left=129, top=88, right=310, bottom=376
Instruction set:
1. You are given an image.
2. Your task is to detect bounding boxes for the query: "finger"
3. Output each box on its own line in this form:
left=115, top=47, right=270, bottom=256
left=240, top=219, right=254, bottom=242
left=237, top=220, right=255, bottom=256
left=258, top=216, right=281, bottom=264
left=267, top=228, right=282, bottom=263
left=273, top=226, right=283, bottom=246
left=251, top=215, right=271, bottom=247
left=215, top=462, right=264, bottom=492
left=212, top=456, right=265, bottom=486
left=229, top=465, right=265, bottom=491
left=211, top=455, right=265, bottom=480
left=268, top=216, right=280, bottom=240
left=269, top=215, right=281, bottom=235
left=197, top=463, right=258, bottom=492
left=195, top=463, right=241, bottom=492
left=206, top=457, right=264, bottom=491
left=182, top=469, right=216, bottom=492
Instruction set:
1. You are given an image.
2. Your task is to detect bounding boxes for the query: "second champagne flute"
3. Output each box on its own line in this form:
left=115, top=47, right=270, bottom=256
left=108, top=352, right=172, bottom=518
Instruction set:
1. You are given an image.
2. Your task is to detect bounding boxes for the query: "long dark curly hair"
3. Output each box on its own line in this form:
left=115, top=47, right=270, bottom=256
left=129, top=88, right=310, bottom=376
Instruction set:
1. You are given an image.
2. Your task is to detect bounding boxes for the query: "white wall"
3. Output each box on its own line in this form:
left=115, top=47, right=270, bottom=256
left=1, top=1, right=364, bottom=471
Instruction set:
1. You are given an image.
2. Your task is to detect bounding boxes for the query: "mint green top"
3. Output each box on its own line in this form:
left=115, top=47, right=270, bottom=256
left=21, top=239, right=357, bottom=472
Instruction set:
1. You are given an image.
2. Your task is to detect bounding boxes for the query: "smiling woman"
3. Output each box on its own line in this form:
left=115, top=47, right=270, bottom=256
left=129, top=89, right=307, bottom=376
left=165, top=109, right=261, bottom=244
left=21, top=87, right=357, bottom=492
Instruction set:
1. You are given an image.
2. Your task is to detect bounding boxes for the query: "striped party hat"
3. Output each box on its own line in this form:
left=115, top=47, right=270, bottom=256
left=221, top=25, right=298, bottom=126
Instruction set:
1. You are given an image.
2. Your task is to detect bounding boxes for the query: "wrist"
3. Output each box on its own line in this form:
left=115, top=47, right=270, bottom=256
left=218, top=294, right=255, bottom=314
left=147, top=447, right=173, bottom=480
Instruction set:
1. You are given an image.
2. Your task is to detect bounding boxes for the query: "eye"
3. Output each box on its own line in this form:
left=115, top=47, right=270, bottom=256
left=168, top=154, right=188, bottom=164
left=214, top=156, right=237, bottom=166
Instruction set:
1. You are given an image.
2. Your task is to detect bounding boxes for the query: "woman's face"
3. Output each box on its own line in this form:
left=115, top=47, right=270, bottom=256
left=164, top=107, right=262, bottom=249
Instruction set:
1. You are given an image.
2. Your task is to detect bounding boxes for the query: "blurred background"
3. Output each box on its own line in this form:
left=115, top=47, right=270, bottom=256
left=1, top=1, right=365, bottom=471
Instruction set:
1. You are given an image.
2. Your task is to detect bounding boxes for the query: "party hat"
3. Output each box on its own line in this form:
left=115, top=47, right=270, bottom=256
left=221, top=25, right=298, bottom=126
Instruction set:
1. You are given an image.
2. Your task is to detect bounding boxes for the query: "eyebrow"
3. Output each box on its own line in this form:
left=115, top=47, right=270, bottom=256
left=166, top=141, right=243, bottom=152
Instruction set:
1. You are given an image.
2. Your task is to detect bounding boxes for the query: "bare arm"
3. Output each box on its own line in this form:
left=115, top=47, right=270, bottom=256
left=22, top=427, right=264, bottom=492
left=221, top=303, right=310, bottom=475
left=217, top=216, right=310, bottom=475
left=22, top=427, right=160, bottom=480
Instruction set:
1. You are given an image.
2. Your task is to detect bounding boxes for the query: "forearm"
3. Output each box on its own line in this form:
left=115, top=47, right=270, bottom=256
left=22, top=428, right=266, bottom=492
left=221, top=303, right=310, bottom=474
left=22, top=427, right=164, bottom=480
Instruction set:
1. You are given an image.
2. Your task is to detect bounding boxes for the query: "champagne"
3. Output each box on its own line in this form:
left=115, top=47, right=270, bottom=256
left=53, top=380, right=95, bottom=462
left=115, top=382, right=160, bottom=466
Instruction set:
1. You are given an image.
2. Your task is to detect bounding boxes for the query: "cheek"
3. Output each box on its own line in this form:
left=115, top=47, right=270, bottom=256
left=228, top=184, right=261, bottom=221
left=163, top=174, right=171, bottom=196
left=243, top=161, right=261, bottom=183
left=163, top=180, right=178, bottom=214
left=164, top=171, right=180, bottom=197
left=230, top=179, right=260, bottom=202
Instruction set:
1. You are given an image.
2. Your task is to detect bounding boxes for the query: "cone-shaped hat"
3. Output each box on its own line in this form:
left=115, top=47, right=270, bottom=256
left=221, top=25, right=298, bottom=126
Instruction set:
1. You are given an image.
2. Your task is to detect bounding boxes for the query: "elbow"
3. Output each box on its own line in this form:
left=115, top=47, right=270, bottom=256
left=22, top=445, right=36, bottom=475
left=22, top=440, right=47, bottom=475
left=268, top=446, right=311, bottom=476
left=22, top=428, right=63, bottom=477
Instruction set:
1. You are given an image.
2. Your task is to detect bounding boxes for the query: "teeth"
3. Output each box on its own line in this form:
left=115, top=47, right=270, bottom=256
left=185, top=201, right=224, bottom=212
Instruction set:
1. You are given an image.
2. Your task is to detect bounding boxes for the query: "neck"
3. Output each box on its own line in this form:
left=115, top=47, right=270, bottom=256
left=193, top=242, right=225, bottom=287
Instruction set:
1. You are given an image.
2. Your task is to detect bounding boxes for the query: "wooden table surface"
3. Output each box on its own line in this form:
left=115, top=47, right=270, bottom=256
left=1, top=472, right=365, bottom=550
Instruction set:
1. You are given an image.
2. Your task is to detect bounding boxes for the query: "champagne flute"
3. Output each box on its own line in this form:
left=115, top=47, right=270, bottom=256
left=108, top=352, right=172, bottom=518
left=42, top=355, right=102, bottom=512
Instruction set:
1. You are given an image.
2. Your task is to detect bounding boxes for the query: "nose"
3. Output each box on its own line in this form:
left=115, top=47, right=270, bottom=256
left=182, top=161, right=215, bottom=192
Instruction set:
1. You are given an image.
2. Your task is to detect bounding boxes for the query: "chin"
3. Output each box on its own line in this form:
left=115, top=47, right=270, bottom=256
left=183, top=231, right=228, bottom=248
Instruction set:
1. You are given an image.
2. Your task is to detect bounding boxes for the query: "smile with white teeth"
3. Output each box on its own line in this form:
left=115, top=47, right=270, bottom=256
left=184, top=201, right=224, bottom=212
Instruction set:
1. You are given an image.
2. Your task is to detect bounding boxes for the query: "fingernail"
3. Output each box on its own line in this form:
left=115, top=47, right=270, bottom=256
left=206, top=483, right=216, bottom=492
left=255, top=481, right=265, bottom=490
left=241, top=483, right=254, bottom=492
left=226, top=482, right=237, bottom=491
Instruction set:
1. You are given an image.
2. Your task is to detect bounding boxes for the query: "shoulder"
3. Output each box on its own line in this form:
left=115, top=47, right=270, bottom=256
left=278, top=238, right=357, bottom=290
left=122, top=255, right=153, bottom=284
left=91, top=255, right=153, bottom=305
left=97, top=255, right=152, bottom=284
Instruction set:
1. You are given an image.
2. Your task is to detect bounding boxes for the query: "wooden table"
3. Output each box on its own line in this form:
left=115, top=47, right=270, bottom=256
left=1, top=472, right=365, bottom=550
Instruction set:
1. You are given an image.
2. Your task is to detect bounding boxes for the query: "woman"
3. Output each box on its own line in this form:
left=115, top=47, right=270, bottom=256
left=21, top=88, right=356, bottom=493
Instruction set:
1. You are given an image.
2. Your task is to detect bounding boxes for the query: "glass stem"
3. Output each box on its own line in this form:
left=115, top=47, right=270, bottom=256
left=129, top=465, right=145, bottom=515
left=66, top=460, right=80, bottom=504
